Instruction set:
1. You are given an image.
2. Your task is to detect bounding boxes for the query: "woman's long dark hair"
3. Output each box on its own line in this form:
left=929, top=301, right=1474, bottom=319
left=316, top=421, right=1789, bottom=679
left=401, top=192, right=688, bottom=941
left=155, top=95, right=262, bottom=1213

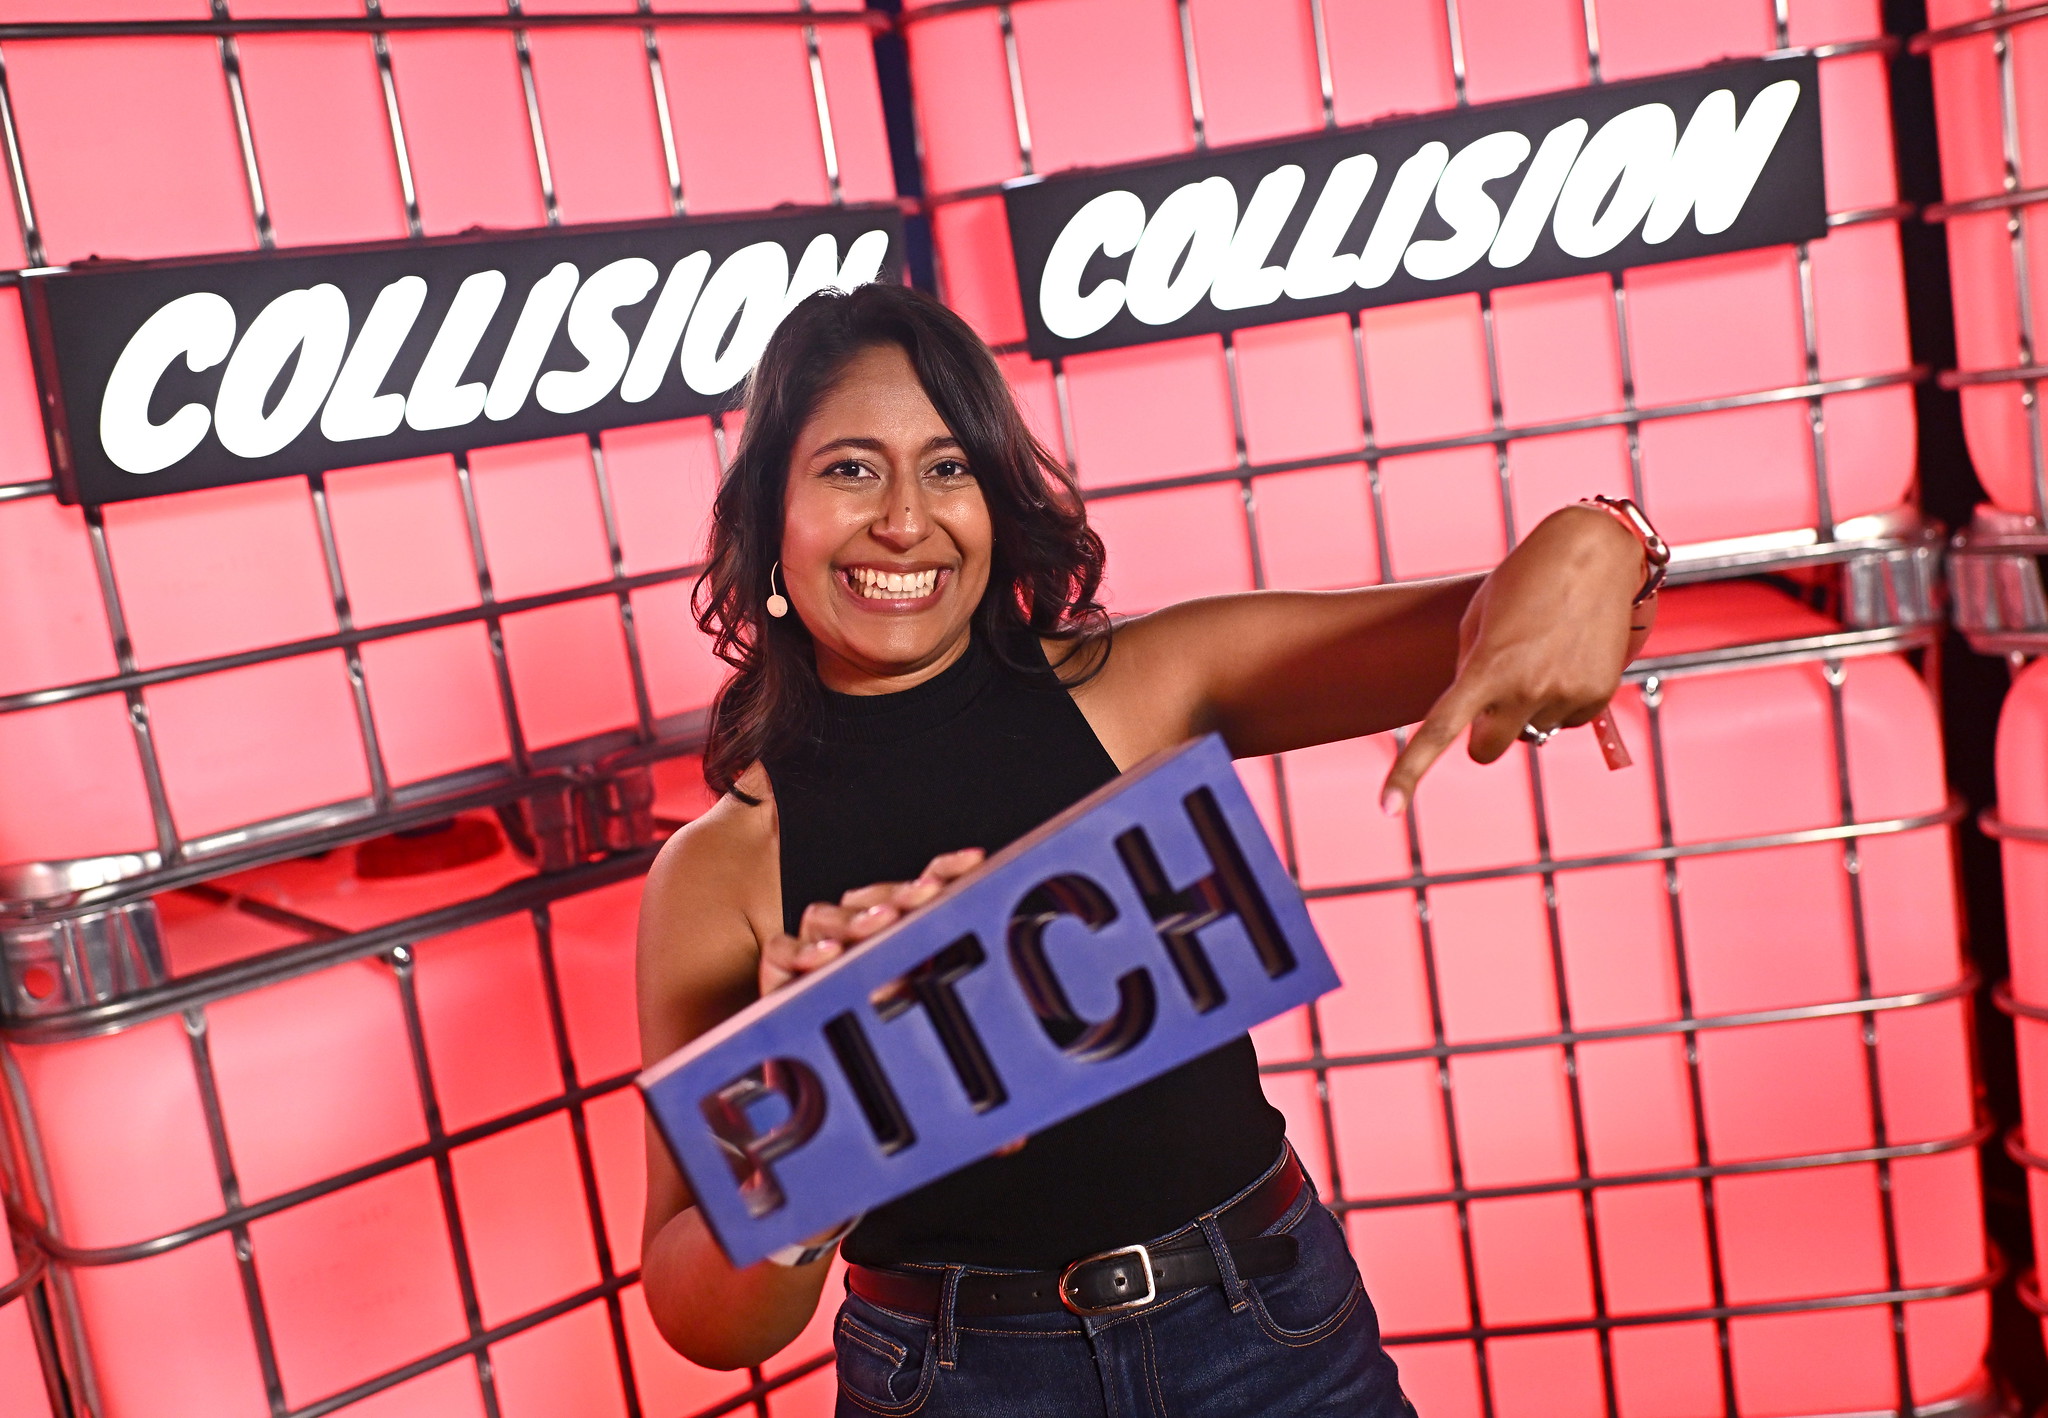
left=693, top=283, right=1107, bottom=798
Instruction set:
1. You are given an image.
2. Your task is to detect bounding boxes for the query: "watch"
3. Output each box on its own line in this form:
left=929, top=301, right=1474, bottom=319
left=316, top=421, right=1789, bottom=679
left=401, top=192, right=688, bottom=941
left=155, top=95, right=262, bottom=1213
left=1576, top=495, right=1670, bottom=606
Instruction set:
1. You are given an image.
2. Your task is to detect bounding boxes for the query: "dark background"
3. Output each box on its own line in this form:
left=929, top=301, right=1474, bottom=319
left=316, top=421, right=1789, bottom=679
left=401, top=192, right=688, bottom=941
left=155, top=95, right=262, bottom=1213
left=866, top=0, right=2041, bottom=1400
left=1877, top=1, right=2044, bottom=1406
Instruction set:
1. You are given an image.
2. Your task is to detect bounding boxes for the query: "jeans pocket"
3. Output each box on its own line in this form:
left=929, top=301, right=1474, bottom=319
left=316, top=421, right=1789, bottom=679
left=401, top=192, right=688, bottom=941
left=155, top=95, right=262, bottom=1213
left=1245, top=1200, right=1364, bottom=1345
left=834, top=1297, right=937, bottom=1416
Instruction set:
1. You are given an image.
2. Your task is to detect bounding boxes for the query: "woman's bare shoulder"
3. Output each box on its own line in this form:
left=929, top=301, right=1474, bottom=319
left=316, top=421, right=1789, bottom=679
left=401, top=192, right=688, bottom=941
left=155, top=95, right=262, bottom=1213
left=636, top=764, right=779, bottom=1048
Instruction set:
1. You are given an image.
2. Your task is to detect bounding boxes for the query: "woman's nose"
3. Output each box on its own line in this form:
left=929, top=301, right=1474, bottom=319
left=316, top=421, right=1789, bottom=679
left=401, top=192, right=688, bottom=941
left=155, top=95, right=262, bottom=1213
left=870, top=474, right=930, bottom=549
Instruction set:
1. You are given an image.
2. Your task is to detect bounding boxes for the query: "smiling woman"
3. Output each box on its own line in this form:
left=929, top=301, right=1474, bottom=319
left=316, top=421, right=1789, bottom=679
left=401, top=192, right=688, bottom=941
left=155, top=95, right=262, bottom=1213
left=636, top=282, right=1653, bottom=1417
left=689, top=286, right=1107, bottom=804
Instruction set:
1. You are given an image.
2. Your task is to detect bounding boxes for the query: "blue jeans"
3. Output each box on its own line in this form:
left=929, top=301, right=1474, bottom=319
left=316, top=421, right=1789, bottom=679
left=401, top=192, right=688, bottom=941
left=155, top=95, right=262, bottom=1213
left=830, top=1156, right=1410, bottom=1417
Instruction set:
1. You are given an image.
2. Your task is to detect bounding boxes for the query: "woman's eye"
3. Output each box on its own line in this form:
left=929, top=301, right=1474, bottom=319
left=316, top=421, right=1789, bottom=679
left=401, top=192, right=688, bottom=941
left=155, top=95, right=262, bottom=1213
left=927, top=459, right=972, bottom=481
left=824, top=460, right=877, bottom=480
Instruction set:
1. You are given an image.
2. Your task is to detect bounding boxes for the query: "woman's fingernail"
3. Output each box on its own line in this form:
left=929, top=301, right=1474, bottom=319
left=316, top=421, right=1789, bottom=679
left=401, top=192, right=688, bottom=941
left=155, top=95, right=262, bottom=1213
left=854, top=905, right=892, bottom=927
left=1381, top=787, right=1406, bottom=817
left=809, top=938, right=841, bottom=956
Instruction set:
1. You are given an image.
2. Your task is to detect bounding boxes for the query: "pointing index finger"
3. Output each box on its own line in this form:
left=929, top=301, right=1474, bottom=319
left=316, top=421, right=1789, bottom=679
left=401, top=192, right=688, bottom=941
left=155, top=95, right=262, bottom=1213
left=1380, top=677, right=1488, bottom=817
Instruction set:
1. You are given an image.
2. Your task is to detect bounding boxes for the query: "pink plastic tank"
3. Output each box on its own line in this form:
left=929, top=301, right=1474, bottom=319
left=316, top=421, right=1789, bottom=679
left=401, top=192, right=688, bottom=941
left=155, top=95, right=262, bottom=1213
left=1, top=824, right=851, bottom=1417
left=1925, top=0, right=2048, bottom=519
left=0, top=0, right=884, bottom=884
left=1255, top=581, right=1983, bottom=1418
left=906, top=0, right=1916, bottom=585
left=1994, top=660, right=2048, bottom=1354
left=0, top=1236, right=52, bottom=1418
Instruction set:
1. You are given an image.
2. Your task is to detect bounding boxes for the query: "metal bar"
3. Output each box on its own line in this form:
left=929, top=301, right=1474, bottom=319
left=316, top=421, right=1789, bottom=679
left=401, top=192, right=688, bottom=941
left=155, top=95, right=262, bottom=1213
left=212, top=1, right=275, bottom=249
left=509, top=2, right=561, bottom=229
left=639, top=0, right=684, bottom=216
left=1299, top=797, right=1961, bottom=900
left=0, top=559, right=700, bottom=715
left=454, top=452, right=535, bottom=776
left=0, top=480, right=53, bottom=502
left=1398, top=741, right=1498, bottom=1418
left=184, top=1008, right=291, bottom=1417
left=1307, top=0, right=1335, bottom=130
left=1830, top=201, right=1920, bottom=227
left=0, top=542, right=1938, bottom=721
left=1795, top=241, right=1836, bottom=534
left=389, top=945, right=504, bottom=1418
left=530, top=904, right=644, bottom=1418
left=0, top=12, right=889, bottom=40
left=1060, top=368, right=1926, bottom=507
left=1991, top=1, right=2048, bottom=528
left=1379, top=1262, right=2000, bottom=1346
left=28, top=1068, right=638, bottom=1267
left=5, top=850, right=655, bottom=1044
left=1924, top=185, right=2048, bottom=221
left=307, top=472, right=397, bottom=813
left=587, top=435, right=658, bottom=742
left=283, top=1276, right=650, bottom=1418
left=0, top=43, right=43, bottom=268
left=0, top=1044, right=93, bottom=1418
left=368, top=0, right=425, bottom=241
left=1639, top=675, right=1741, bottom=1413
left=1818, top=656, right=1915, bottom=1415
left=78, top=508, right=182, bottom=866
left=798, top=0, right=843, bottom=206
left=1990, top=979, right=2048, bottom=1021
left=1329, top=1117, right=1989, bottom=1212
left=1941, top=363, right=2048, bottom=388
left=0, top=1228, right=45, bottom=1310
left=1452, top=3, right=1615, bottom=1401
left=1911, top=0, right=2048, bottom=52
left=1270, top=976, right=1978, bottom=1072
left=999, top=3, right=1034, bottom=177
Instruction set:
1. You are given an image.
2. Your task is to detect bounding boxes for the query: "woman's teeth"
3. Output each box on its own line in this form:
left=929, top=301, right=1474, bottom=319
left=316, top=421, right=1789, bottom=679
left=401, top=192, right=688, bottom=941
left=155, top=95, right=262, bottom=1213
left=849, top=567, right=939, bottom=600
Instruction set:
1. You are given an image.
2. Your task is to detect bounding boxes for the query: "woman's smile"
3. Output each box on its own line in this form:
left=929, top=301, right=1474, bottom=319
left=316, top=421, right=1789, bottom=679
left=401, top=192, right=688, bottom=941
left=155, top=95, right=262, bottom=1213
left=837, top=564, right=953, bottom=608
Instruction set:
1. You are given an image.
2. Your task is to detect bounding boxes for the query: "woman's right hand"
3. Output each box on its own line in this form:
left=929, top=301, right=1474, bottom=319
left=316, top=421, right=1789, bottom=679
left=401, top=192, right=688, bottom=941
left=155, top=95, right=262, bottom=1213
left=756, top=847, right=985, bottom=999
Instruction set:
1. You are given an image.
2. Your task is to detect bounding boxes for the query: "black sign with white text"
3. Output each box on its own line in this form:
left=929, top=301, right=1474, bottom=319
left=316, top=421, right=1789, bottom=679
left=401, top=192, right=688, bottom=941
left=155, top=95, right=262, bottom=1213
left=25, top=205, right=903, bottom=506
left=1003, top=56, right=1824, bottom=359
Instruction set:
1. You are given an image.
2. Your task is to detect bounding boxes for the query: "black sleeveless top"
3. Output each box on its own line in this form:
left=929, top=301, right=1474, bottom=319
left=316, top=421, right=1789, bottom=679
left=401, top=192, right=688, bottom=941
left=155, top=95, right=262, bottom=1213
left=763, top=631, right=1286, bottom=1269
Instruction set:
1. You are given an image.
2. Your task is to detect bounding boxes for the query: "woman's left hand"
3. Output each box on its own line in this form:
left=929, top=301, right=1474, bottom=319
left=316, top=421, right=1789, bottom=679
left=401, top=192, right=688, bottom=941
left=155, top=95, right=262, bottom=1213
left=1380, top=506, right=1652, bottom=815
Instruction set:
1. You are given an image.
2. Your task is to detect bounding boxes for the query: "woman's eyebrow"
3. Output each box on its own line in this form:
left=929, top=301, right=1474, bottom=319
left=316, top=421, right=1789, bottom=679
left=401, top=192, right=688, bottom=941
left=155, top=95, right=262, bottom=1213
left=808, top=434, right=964, bottom=459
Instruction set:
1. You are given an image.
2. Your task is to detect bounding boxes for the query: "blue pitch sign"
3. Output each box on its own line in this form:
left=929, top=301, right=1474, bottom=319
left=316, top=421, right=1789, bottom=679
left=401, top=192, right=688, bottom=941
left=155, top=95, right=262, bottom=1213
left=639, top=735, right=1340, bottom=1268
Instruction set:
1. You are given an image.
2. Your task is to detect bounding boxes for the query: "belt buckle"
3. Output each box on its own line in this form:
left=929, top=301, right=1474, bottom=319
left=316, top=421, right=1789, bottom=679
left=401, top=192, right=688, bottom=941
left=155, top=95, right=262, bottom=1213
left=1057, top=1242, right=1156, bottom=1316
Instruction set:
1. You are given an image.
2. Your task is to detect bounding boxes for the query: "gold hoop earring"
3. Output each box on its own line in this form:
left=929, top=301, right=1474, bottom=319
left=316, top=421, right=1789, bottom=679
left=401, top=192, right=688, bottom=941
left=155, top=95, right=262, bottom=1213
left=765, top=561, right=789, bottom=619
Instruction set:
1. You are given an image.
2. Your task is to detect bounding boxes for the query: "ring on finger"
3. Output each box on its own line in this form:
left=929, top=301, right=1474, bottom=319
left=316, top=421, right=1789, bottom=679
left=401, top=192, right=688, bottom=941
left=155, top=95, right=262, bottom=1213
left=1519, top=723, right=1559, bottom=747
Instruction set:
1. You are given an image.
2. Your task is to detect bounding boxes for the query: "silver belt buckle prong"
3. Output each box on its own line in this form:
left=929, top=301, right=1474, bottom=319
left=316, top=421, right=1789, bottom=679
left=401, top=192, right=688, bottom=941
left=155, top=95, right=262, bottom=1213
left=1057, top=1242, right=1156, bottom=1316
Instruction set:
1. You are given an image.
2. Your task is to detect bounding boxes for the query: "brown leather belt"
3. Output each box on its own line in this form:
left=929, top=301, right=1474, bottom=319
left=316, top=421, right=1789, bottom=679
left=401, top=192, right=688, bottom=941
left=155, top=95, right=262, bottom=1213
left=846, top=1151, right=1308, bottom=1320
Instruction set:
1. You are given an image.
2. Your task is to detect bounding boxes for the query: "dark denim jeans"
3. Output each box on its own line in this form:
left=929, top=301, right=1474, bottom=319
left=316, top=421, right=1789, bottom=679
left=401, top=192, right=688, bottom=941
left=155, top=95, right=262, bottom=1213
left=830, top=1157, right=1411, bottom=1417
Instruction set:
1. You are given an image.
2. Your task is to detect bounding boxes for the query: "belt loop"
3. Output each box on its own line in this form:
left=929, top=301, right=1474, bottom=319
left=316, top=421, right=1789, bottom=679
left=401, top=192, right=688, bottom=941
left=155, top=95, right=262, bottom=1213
left=935, top=1265, right=964, bottom=1369
left=1197, top=1212, right=1251, bottom=1313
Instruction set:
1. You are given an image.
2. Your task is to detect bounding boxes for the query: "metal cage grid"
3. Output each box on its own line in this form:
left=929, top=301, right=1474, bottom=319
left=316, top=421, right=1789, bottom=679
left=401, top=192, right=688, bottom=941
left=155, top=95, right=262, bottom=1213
left=0, top=4, right=1998, bottom=1418
left=1918, top=0, right=2048, bottom=523
left=899, top=2, right=1991, bottom=1415
left=0, top=837, right=846, bottom=1418
left=1924, top=3, right=2048, bottom=665
left=902, top=0, right=1930, bottom=584
left=0, top=1, right=888, bottom=938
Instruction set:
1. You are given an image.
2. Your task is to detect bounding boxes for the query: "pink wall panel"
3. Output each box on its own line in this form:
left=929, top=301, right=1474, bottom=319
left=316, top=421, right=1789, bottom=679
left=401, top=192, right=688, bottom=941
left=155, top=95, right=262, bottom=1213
left=235, top=34, right=410, bottom=247
left=526, top=28, right=672, bottom=226
left=658, top=27, right=830, bottom=214
left=385, top=31, right=546, bottom=235
left=3, top=36, right=255, bottom=261
left=491, top=1303, right=630, bottom=1418
left=1186, top=0, right=1322, bottom=147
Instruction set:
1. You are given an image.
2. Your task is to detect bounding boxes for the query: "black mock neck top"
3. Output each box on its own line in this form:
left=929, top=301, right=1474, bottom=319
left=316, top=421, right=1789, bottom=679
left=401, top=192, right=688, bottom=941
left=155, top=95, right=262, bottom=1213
left=762, top=631, right=1285, bottom=1269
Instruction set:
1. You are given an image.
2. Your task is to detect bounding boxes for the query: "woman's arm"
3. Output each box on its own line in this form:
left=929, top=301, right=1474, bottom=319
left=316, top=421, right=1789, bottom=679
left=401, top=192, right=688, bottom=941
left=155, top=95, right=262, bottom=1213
left=636, top=796, right=985, bottom=1369
left=1075, top=504, right=1651, bottom=799
left=635, top=793, right=838, bottom=1371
